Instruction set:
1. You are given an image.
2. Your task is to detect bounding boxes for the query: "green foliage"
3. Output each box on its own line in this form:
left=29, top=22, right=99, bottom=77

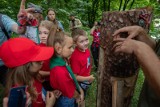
left=130, top=70, right=144, bottom=107
left=86, top=70, right=97, bottom=107
left=0, top=0, right=160, bottom=29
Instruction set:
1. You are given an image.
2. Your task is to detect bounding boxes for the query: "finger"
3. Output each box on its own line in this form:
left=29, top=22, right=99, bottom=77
left=114, top=45, right=122, bottom=53
left=112, top=42, right=123, bottom=51
left=20, top=0, right=26, bottom=10
left=17, top=10, right=27, bottom=17
left=113, top=37, right=126, bottom=42
left=127, top=32, right=137, bottom=39
left=25, top=8, right=35, bottom=12
left=113, top=34, right=121, bottom=39
left=113, top=27, right=129, bottom=36
left=46, top=92, right=49, bottom=99
left=27, top=13, right=34, bottom=20
left=49, top=91, right=54, bottom=96
left=3, top=97, right=8, bottom=107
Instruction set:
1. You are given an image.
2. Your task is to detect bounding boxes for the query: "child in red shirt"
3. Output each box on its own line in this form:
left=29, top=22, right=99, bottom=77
left=70, top=28, right=95, bottom=107
left=38, top=20, right=62, bottom=100
left=0, top=38, right=55, bottom=107
left=90, top=22, right=100, bottom=70
left=38, top=20, right=54, bottom=90
left=48, top=31, right=84, bottom=107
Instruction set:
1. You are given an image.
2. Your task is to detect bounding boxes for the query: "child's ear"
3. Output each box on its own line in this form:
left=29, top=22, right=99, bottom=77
left=54, top=42, right=62, bottom=54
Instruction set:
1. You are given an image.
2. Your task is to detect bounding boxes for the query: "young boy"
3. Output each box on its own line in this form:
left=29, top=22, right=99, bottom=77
left=70, top=28, right=95, bottom=107
left=49, top=31, right=84, bottom=107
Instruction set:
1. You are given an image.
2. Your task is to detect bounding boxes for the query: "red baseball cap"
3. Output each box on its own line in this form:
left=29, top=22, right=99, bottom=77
left=0, top=38, right=54, bottom=68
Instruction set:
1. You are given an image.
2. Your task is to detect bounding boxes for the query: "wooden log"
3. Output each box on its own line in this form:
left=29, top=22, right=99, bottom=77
left=97, top=7, right=152, bottom=107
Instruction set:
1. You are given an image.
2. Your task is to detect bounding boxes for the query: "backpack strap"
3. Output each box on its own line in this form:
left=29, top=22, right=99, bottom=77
left=0, top=14, right=10, bottom=39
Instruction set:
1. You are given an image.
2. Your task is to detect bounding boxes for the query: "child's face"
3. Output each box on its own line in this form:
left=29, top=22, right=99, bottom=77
left=29, top=61, right=43, bottom=74
left=61, top=37, right=74, bottom=58
left=48, top=10, right=56, bottom=21
left=76, top=35, right=89, bottom=52
left=39, top=26, right=50, bottom=44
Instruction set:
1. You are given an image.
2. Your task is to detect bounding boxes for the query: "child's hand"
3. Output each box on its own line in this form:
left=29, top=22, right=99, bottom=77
left=25, top=92, right=31, bottom=107
left=46, top=92, right=56, bottom=107
left=76, top=93, right=84, bottom=106
left=88, top=75, right=95, bottom=83
left=3, top=97, right=8, bottom=107
left=53, top=90, right=62, bottom=98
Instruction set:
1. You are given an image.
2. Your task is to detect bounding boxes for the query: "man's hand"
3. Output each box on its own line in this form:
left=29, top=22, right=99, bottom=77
left=113, top=38, right=140, bottom=54
left=113, top=26, right=147, bottom=40
left=113, top=25, right=156, bottom=49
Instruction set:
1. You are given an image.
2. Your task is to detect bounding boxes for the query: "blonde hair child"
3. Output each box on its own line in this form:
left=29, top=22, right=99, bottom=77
left=70, top=28, right=95, bottom=107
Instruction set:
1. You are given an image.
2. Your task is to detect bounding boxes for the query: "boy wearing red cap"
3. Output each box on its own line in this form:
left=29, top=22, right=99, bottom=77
left=0, top=38, right=55, bottom=107
left=70, top=28, right=95, bottom=107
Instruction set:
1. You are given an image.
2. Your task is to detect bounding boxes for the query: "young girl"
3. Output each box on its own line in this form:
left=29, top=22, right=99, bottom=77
left=46, top=8, right=64, bottom=31
left=39, top=20, right=53, bottom=45
left=0, top=38, right=55, bottom=107
left=48, top=31, right=84, bottom=107
left=90, top=21, right=100, bottom=71
left=38, top=20, right=57, bottom=91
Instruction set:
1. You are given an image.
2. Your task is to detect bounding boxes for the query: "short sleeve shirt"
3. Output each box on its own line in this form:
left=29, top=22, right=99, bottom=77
left=50, top=66, right=76, bottom=98
left=70, top=47, right=91, bottom=76
left=0, top=15, right=16, bottom=66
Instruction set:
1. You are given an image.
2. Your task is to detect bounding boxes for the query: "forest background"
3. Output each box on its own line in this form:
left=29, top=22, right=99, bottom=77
left=0, top=0, right=160, bottom=107
left=0, top=0, right=160, bottom=36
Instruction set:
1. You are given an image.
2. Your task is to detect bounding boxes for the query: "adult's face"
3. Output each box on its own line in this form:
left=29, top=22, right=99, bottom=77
left=48, top=10, right=56, bottom=21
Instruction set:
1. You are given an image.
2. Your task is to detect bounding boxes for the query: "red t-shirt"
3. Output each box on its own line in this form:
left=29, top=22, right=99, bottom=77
left=70, top=47, right=91, bottom=76
left=91, top=29, right=100, bottom=47
left=39, top=43, right=51, bottom=80
left=32, top=79, right=45, bottom=107
left=50, top=66, right=76, bottom=98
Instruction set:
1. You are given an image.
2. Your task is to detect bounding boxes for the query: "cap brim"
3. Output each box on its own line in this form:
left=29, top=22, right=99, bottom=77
left=31, top=46, right=54, bottom=61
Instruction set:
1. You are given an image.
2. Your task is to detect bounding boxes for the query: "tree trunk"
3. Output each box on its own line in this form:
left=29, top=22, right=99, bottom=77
left=129, top=0, right=135, bottom=9
left=97, top=7, right=152, bottom=107
left=119, top=0, right=123, bottom=11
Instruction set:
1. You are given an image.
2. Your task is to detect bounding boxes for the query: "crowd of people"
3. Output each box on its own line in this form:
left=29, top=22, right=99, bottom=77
left=0, top=0, right=93, bottom=107
left=1, top=0, right=160, bottom=107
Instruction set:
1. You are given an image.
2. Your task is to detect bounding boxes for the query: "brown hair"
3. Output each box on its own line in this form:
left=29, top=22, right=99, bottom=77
left=46, top=24, right=62, bottom=47
left=71, top=28, right=87, bottom=42
left=39, top=20, right=53, bottom=31
left=47, top=8, right=56, bottom=16
left=5, top=62, right=37, bottom=101
left=47, top=30, right=70, bottom=47
left=47, top=8, right=59, bottom=26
